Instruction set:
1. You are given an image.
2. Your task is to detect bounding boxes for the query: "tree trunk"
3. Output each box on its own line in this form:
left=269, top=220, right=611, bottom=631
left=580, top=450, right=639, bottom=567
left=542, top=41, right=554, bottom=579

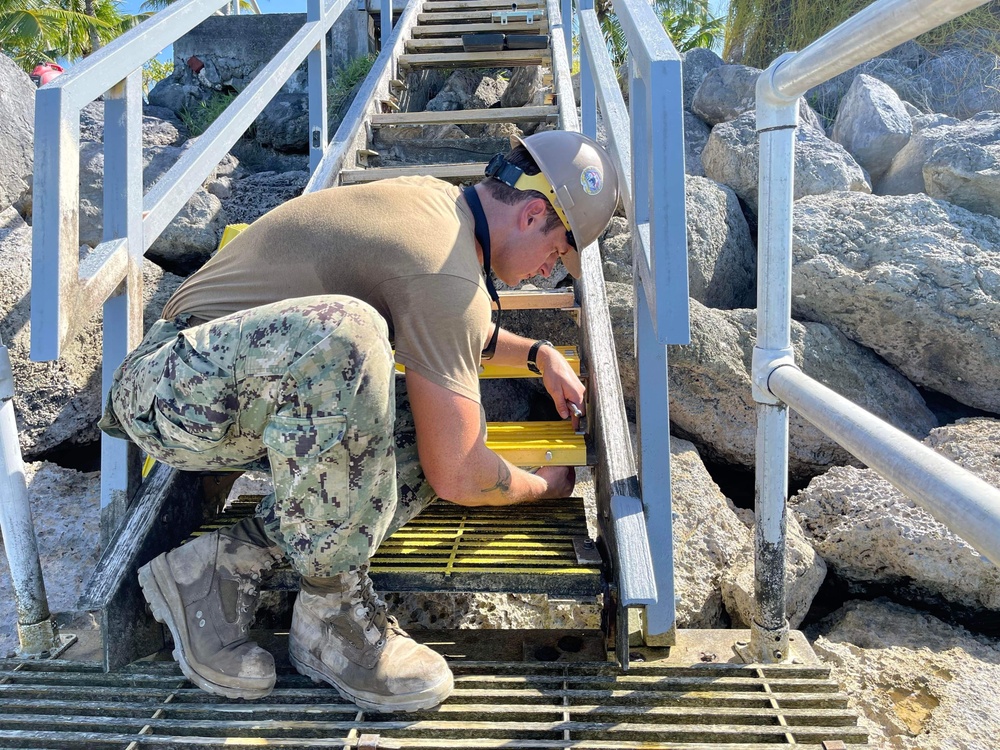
left=84, top=0, right=102, bottom=55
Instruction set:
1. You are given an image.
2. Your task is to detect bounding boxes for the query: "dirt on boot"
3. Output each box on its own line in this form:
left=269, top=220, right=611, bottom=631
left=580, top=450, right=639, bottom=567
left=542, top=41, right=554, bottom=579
left=288, top=569, right=454, bottom=712
left=138, top=530, right=283, bottom=699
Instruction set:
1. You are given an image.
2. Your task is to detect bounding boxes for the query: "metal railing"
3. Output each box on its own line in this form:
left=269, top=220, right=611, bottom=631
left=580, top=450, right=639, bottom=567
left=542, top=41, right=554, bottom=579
left=750, top=0, right=1000, bottom=662
left=569, top=0, right=690, bottom=645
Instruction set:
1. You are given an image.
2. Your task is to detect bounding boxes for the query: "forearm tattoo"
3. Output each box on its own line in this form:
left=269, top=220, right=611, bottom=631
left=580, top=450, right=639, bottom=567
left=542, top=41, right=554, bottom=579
left=482, top=458, right=512, bottom=494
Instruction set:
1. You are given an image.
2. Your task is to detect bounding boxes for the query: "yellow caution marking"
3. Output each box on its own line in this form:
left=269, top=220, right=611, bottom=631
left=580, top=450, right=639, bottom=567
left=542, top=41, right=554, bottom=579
left=486, top=420, right=585, bottom=466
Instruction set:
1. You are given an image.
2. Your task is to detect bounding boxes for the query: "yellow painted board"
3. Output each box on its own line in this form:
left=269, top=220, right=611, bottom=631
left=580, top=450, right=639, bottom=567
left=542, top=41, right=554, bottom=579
left=393, top=346, right=579, bottom=379
left=485, top=420, right=586, bottom=466
left=219, top=223, right=249, bottom=250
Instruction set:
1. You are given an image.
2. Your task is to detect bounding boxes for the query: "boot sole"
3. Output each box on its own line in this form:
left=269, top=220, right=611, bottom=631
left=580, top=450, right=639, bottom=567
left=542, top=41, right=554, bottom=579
left=138, top=557, right=275, bottom=700
left=288, top=643, right=454, bottom=712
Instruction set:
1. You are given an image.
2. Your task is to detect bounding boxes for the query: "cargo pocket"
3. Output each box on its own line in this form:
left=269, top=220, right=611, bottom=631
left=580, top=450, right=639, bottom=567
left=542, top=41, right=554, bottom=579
left=153, top=348, right=238, bottom=454
left=263, top=414, right=352, bottom=522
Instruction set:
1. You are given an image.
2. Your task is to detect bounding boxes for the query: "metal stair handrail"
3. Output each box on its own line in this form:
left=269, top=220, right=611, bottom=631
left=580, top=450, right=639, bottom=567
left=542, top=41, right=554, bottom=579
left=750, top=0, right=1000, bottom=663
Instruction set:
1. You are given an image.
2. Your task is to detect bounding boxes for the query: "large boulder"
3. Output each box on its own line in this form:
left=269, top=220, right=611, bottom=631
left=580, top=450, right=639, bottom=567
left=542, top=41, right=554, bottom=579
left=597, top=178, right=755, bottom=310
left=255, top=93, right=309, bottom=152
left=219, top=169, right=308, bottom=225
left=791, top=418, right=1000, bottom=612
left=691, top=64, right=824, bottom=130
left=878, top=111, right=1000, bottom=198
left=831, top=74, right=912, bottom=183
left=811, top=599, right=1000, bottom=749
left=0, top=207, right=185, bottom=458
left=702, top=111, right=870, bottom=214
left=790, top=192, right=1000, bottom=412
left=681, top=47, right=723, bottom=110
left=669, top=437, right=751, bottom=628
left=684, top=176, right=756, bottom=309
left=916, top=47, right=1000, bottom=119
left=78, top=140, right=227, bottom=273
left=0, top=55, right=35, bottom=213
left=683, top=111, right=711, bottom=177
left=923, top=139, right=1000, bottom=219
left=79, top=101, right=186, bottom=148
left=722, top=512, right=827, bottom=629
left=666, top=301, right=937, bottom=478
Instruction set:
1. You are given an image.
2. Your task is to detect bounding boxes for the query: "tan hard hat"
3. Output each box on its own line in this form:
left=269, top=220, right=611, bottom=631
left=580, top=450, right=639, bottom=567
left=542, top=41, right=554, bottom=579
left=512, top=131, right=620, bottom=277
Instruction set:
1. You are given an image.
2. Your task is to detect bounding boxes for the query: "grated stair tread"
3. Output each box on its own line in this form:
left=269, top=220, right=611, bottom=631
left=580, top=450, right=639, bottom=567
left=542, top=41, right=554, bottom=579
left=0, top=656, right=869, bottom=748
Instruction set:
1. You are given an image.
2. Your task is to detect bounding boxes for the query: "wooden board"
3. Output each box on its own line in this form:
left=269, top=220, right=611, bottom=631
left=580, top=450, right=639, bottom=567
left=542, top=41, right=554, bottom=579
left=399, top=49, right=549, bottom=70
left=372, top=105, right=558, bottom=127
left=405, top=37, right=468, bottom=52
left=417, top=10, right=544, bottom=22
left=422, top=0, right=542, bottom=10
left=412, top=20, right=548, bottom=36
left=496, top=288, right=576, bottom=310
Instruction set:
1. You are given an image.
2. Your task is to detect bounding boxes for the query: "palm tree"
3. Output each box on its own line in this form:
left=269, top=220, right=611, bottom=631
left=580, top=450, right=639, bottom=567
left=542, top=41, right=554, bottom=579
left=594, top=0, right=724, bottom=69
left=1, top=0, right=146, bottom=70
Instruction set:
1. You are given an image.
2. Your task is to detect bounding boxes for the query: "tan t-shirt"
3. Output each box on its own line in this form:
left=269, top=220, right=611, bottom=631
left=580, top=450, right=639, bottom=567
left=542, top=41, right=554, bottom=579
left=161, top=176, right=491, bottom=403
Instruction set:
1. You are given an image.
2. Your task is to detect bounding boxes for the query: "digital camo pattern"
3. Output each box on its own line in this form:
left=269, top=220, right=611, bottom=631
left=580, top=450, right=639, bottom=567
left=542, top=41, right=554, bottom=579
left=103, top=295, right=438, bottom=576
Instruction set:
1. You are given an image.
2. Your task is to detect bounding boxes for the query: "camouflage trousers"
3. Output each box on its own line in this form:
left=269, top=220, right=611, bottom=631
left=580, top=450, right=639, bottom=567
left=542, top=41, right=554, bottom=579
left=103, top=295, right=438, bottom=577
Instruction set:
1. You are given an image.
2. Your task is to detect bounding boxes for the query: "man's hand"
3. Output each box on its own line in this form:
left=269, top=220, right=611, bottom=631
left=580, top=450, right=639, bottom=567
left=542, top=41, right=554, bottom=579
left=536, top=344, right=586, bottom=428
left=534, top=465, right=576, bottom=498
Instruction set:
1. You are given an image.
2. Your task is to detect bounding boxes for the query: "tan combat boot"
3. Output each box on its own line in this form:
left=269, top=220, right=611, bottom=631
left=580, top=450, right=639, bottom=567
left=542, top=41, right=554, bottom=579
left=288, top=568, right=454, bottom=711
left=138, top=529, right=283, bottom=699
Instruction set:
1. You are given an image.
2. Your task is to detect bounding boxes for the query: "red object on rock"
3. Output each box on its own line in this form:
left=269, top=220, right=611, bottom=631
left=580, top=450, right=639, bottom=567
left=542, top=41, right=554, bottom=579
left=30, top=63, right=65, bottom=87
left=187, top=56, right=205, bottom=74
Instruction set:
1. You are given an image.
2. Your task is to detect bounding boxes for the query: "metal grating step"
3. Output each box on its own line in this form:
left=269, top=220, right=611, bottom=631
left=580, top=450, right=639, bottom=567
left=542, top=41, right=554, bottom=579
left=0, top=649, right=867, bottom=749
left=202, top=497, right=603, bottom=596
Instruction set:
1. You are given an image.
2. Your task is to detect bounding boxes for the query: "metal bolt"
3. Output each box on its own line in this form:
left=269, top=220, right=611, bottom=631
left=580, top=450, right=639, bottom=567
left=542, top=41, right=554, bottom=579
left=545, top=451, right=553, bottom=461
left=773, top=650, right=783, bottom=660
left=583, top=539, right=595, bottom=549
left=736, top=640, right=748, bottom=647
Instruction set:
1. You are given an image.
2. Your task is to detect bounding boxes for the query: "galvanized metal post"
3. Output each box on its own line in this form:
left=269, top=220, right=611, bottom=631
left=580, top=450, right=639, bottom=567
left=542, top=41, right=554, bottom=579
left=101, top=72, right=144, bottom=533
left=308, top=0, right=329, bottom=173
left=747, top=56, right=799, bottom=664
left=381, top=0, right=392, bottom=48
left=0, top=336, right=59, bottom=656
left=578, top=0, right=597, bottom=140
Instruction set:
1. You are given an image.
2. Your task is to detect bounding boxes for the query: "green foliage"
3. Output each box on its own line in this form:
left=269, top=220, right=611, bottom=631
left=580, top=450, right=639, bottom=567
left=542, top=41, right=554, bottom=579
left=724, top=0, right=1000, bottom=69
left=596, top=0, right=723, bottom=70
left=179, top=91, right=240, bottom=137
left=1, top=0, right=147, bottom=71
left=142, top=56, right=172, bottom=95
left=328, top=53, right=376, bottom=121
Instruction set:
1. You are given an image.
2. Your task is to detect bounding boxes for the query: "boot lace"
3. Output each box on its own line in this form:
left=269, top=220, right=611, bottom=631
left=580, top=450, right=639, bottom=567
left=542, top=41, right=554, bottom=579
left=235, top=548, right=281, bottom=633
left=354, top=568, right=394, bottom=647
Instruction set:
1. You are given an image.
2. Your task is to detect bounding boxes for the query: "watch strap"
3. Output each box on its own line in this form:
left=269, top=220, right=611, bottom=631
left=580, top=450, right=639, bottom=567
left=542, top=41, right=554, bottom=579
left=527, top=339, right=553, bottom=374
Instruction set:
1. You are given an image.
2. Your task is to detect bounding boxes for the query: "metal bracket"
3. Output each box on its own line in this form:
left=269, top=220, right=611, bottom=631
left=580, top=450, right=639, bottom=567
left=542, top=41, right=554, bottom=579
left=734, top=618, right=791, bottom=664
left=755, top=52, right=800, bottom=131
left=751, top=346, right=796, bottom=405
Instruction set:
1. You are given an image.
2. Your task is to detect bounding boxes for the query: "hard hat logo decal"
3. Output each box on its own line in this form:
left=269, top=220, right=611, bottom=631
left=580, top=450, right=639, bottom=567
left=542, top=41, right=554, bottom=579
left=581, top=166, right=603, bottom=196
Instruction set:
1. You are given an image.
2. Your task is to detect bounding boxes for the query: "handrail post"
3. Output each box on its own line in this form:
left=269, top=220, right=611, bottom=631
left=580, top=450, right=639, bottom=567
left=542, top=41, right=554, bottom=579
left=100, top=72, right=144, bottom=532
left=0, top=337, right=59, bottom=656
left=578, top=0, right=597, bottom=139
left=308, top=0, right=329, bottom=173
left=748, top=53, right=799, bottom=664
left=381, top=0, right=392, bottom=48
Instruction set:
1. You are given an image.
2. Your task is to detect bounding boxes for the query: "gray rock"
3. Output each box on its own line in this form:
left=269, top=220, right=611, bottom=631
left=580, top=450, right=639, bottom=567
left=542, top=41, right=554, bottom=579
left=691, top=64, right=759, bottom=126
left=791, top=192, right=1000, bottom=412
left=916, top=47, right=1000, bottom=119
left=806, top=56, right=930, bottom=125
left=702, top=111, right=870, bottom=214
left=79, top=101, right=186, bottom=147
left=599, top=217, right=631, bottom=283
left=923, top=140, right=1000, bottom=219
left=792, top=418, right=1000, bottom=611
left=692, top=63, right=824, bottom=130
left=910, top=112, right=959, bottom=132
left=812, top=599, right=1000, bottom=750
left=667, top=301, right=937, bottom=477
left=670, top=436, right=751, bottom=628
left=255, top=92, right=309, bottom=152
left=683, top=111, right=711, bottom=177
left=684, top=176, right=755, bottom=309
left=78, top=141, right=226, bottom=271
left=0, top=207, right=184, bottom=458
left=427, top=70, right=506, bottom=113
left=722, top=513, right=826, bottom=629
left=606, top=281, right=637, bottom=417
left=682, top=47, right=723, bottom=110
left=831, top=74, right=912, bottom=182
left=0, top=55, right=34, bottom=212
left=147, top=71, right=211, bottom=115
left=500, top=65, right=544, bottom=109
left=879, top=111, right=1000, bottom=196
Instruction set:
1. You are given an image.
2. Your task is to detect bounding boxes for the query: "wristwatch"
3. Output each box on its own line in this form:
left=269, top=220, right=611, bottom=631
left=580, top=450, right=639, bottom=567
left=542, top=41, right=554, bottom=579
left=527, top=340, right=553, bottom=374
